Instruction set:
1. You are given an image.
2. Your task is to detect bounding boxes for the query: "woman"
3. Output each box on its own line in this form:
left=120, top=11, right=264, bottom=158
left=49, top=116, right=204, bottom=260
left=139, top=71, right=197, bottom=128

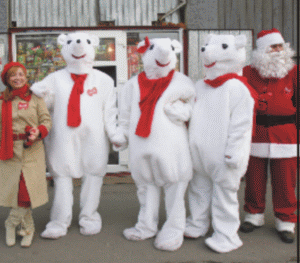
left=0, top=62, right=52, bottom=247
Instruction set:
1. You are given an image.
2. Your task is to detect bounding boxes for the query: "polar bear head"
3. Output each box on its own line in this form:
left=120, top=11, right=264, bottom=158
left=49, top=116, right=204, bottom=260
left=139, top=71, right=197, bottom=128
left=57, top=32, right=99, bottom=74
left=201, top=34, right=247, bottom=80
left=137, top=37, right=182, bottom=79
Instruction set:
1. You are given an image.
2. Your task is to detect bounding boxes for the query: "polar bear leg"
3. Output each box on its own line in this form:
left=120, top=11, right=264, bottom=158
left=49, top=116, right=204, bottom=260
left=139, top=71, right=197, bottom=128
left=41, top=176, right=73, bottom=239
left=79, top=174, right=103, bottom=236
left=154, top=181, right=188, bottom=251
left=205, top=182, right=242, bottom=253
left=123, top=184, right=160, bottom=241
left=185, top=171, right=212, bottom=238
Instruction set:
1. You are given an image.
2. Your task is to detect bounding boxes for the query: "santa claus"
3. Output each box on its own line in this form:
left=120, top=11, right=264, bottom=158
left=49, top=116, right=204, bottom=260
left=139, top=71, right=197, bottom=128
left=240, top=28, right=297, bottom=244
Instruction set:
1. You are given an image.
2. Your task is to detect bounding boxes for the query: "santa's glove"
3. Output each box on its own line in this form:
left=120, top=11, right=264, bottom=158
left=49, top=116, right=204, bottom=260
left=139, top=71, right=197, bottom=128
left=164, top=100, right=192, bottom=125
left=111, top=132, right=128, bottom=151
left=225, top=155, right=240, bottom=169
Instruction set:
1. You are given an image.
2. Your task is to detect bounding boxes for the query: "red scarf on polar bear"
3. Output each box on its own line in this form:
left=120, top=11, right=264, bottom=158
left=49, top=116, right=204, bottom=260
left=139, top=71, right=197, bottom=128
left=136, top=70, right=175, bottom=138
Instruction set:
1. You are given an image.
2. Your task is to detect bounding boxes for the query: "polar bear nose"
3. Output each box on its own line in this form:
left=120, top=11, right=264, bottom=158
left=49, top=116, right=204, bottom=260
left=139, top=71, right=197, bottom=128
left=77, top=39, right=81, bottom=44
left=201, top=47, right=205, bottom=52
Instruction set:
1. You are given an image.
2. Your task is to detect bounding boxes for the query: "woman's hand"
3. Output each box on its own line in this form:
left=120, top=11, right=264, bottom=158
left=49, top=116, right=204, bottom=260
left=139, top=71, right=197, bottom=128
left=28, top=127, right=40, bottom=142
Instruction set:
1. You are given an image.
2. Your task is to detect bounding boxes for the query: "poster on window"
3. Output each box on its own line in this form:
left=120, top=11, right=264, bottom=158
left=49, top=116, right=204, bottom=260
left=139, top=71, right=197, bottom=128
left=15, top=34, right=66, bottom=85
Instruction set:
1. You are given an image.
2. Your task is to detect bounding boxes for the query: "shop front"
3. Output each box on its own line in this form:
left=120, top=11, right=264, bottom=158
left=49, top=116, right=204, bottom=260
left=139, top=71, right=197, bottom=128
left=9, top=26, right=186, bottom=173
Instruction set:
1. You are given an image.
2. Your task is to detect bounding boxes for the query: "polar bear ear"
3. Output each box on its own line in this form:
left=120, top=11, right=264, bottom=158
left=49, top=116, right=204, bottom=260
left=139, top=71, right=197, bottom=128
left=90, top=35, right=99, bottom=47
left=57, top=34, right=67, bottom=46
left=171, top=39, right=182, bottom=53
left=235, top=34, right=247, bottom=50
left=203, top=34, right=213, bottom=45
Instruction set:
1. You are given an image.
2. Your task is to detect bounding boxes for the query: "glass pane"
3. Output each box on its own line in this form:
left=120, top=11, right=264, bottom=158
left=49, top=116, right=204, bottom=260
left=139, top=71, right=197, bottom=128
left=16, top=34, right=66, bottom=85
left=95, top=38, right=116, bottom=61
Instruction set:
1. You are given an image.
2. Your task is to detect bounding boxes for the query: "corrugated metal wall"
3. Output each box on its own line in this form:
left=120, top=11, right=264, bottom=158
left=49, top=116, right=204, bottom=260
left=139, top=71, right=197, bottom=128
left=217, top=0, right=298, bottom=51
left=188, top=30, right=253, bottom=82
left=10, top=0, right=181, bottom=27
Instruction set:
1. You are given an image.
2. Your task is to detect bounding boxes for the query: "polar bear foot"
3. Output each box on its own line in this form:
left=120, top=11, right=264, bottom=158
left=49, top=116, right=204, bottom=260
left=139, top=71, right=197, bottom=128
left=154, top=230, right=184, bottom=251
left=184, top=224, right=208, bottom=239
left=79, top=221, right=101, bottom=236
left=40, top=226, right=67, bottom=239
left=123, top=227, right=156, bottom=241
left=205, top=233, right=243, bottom=253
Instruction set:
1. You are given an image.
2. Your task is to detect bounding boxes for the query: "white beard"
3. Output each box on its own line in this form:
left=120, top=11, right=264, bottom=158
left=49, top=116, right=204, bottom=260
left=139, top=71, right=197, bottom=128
left=251, top=43, right=295, bottom=79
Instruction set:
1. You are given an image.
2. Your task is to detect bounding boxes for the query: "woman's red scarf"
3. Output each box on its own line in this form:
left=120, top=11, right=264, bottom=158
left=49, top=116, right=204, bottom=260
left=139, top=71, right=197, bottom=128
left=204, top=73, right=258, bottom=136
left=135, top=70, right=175, bottom=138
left=0, top=85, right=31, bottom=160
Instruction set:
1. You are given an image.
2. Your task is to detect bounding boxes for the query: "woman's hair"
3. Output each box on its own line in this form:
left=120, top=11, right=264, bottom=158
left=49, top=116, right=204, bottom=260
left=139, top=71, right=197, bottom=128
left=3, top=66, right=30, bottom=101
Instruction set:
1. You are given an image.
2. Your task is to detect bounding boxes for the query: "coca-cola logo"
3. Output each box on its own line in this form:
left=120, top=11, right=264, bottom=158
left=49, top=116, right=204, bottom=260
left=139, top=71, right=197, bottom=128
left=87, top=87, right=97, bottom=96
left=18, top=102, right=29, bottom=110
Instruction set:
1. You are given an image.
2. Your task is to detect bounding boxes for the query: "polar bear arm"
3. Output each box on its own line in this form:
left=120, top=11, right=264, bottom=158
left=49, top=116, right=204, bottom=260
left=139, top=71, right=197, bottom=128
left=103, top=78, right=118, bottom=142
left=225, top=80, right=255, bottom=168
left=164, top=76, right=196, bottom=124
left=114, top=79, right=135, bottom=151
left=30, top=74, right=55, bottom=111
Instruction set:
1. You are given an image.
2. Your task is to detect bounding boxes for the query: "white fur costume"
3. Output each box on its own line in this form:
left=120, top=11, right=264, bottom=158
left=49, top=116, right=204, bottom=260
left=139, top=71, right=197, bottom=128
left=185, top=34, right=255, bottom=253
left=116, top=38, right=195, bottom=251
left=31, top=32, right=118, bottom=238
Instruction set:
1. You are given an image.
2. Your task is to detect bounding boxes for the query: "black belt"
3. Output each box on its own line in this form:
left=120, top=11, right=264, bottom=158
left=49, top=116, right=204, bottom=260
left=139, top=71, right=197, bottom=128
left=256, top=115, right=296, bottom=127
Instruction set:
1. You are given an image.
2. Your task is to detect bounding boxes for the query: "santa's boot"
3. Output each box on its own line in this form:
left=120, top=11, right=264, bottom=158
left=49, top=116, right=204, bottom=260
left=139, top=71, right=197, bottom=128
left=20, top=208, right=35, bottom=248
left=5, top=207, right=28, bottom=246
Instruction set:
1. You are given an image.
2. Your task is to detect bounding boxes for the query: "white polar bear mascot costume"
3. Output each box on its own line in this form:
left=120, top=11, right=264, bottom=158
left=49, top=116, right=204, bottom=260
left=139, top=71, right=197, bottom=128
left=116, top=37, right=195, bottom=251
left=185, top=34, right=257, bottom=253
left=31, top=32, right=118, bottom=239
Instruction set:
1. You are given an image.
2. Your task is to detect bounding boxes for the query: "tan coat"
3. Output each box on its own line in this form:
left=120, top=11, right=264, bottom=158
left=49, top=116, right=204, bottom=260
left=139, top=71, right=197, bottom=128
left=0, top=94, right=52, bottom=209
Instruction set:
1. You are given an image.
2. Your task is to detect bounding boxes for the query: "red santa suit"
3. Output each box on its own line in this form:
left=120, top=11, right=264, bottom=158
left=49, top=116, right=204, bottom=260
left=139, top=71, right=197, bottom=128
left=242, top=29, right=297, bottom=234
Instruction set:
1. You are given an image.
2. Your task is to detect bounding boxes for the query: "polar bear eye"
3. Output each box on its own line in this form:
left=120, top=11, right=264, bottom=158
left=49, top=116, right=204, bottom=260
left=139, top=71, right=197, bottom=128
left=87, top=39, right=91, bottom=44
left=171, top=45, right=175, bottom=51
left=222, top=44, right=228, bottom=49
left=149, top=44, right=154, bottom=50
left=67, top=40, right=72, bottom=44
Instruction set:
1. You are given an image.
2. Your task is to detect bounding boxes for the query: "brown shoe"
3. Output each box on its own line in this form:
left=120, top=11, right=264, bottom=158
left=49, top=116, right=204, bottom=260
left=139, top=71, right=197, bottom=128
left=239, top=222, right=260, bottom=233
left=277, top=231, right=294, bottom=243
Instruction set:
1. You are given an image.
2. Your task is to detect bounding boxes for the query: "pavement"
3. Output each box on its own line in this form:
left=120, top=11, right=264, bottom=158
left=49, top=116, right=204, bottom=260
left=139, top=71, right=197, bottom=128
left=0, top=175, right=298, bottom=263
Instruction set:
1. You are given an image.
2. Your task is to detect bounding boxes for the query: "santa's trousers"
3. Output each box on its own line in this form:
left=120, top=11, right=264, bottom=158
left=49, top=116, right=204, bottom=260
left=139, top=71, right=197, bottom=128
left=244, top=156, right=297, bottom=223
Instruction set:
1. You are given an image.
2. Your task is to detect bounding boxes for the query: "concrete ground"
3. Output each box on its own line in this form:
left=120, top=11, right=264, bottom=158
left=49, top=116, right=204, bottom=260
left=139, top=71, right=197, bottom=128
left=0, top=176, right=298, bottom=263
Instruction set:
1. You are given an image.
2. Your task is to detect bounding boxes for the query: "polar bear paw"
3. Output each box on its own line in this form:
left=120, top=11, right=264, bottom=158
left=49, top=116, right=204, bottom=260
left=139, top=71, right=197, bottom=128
left=123, top=227, right=155, bottom=241
left=80, top=222, right=101, bottom=236
left=154, top=230, right=184, bottom=251
left=205, top=233, right=243, bottom=253
left=184, top=222, right=209, bottom=239
left=40, top=227, right=67, bottom=239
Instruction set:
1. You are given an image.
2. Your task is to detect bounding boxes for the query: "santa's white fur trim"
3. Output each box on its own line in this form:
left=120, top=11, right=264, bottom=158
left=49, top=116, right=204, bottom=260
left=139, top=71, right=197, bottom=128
left=275, top=218, right=295, bottom=233
left=256, top=32, right=284, bottom=51
left=244, top=212, right=265, bottom=226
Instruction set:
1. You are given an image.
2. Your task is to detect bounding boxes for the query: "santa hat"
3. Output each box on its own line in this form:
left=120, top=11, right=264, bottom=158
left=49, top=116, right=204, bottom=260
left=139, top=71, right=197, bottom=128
left=256, top=28, right=284, bottom=50
left=1, top=62, right=27, bottom=86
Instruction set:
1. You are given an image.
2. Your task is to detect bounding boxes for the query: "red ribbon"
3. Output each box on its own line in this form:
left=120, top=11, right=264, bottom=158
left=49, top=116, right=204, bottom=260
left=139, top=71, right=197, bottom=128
left=137, top=36, right=151, bottom=54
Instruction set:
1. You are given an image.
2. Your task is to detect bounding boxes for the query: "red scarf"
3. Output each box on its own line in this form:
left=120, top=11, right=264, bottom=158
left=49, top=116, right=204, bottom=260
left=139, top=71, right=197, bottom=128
left=0, top=85, right=31, bottom=160
left=135, top=70, right=175, bottom=138
left=204, top=73, right=258, bottom=136
left=67, top=74, right=88, bottom=127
